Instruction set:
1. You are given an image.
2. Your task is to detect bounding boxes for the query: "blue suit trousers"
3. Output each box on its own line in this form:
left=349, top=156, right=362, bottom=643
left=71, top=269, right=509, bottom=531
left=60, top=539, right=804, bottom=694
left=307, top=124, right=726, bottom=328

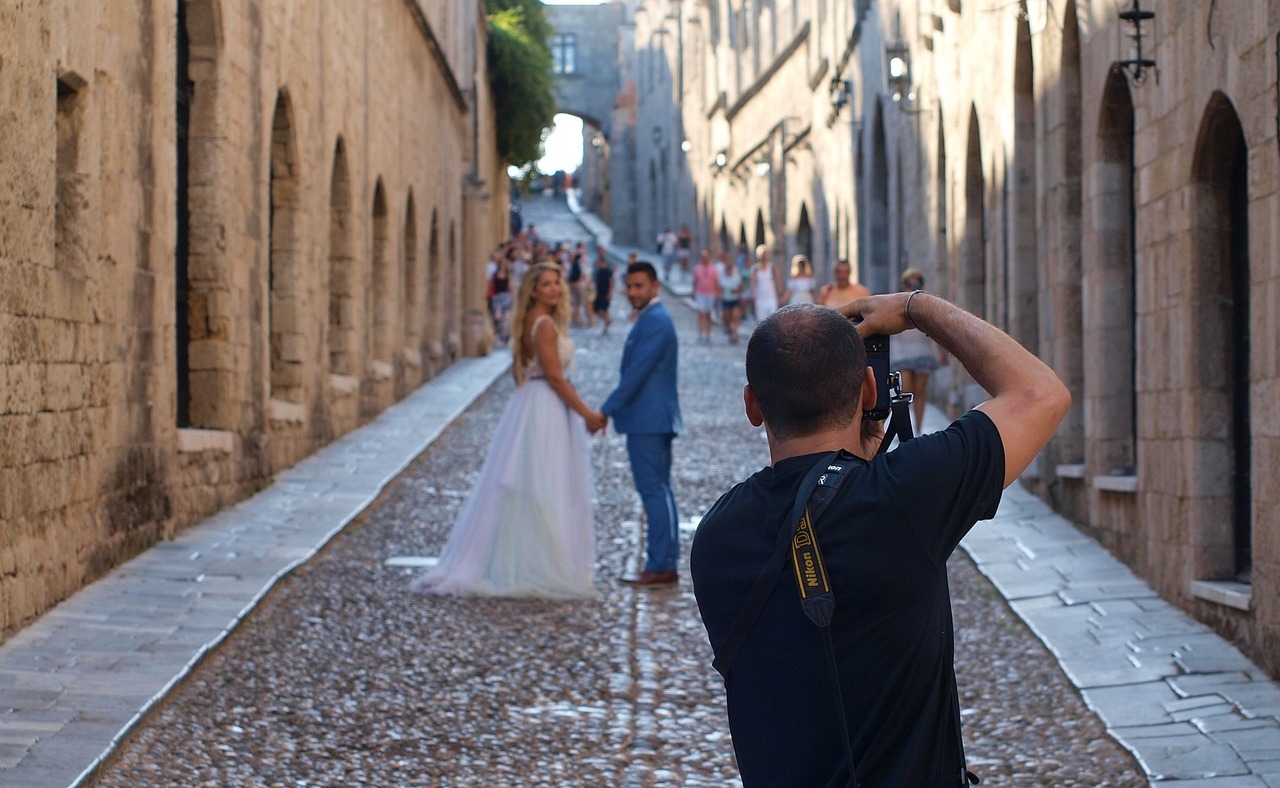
left=626, top=433, right=679, bottom=573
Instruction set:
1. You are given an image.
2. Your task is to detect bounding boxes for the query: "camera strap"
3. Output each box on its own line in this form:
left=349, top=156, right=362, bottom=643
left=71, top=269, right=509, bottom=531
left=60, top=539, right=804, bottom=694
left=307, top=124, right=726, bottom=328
left=711, top=449, right=862, bottom=787
left=876, top=377, right=916, bottom=456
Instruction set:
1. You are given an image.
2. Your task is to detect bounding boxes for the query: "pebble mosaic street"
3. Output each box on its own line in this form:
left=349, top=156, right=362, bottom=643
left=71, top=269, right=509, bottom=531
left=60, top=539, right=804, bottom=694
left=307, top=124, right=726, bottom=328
left=88, top=195, right=1144, bottom=786
left=7, top=194, right=1280, bottom=787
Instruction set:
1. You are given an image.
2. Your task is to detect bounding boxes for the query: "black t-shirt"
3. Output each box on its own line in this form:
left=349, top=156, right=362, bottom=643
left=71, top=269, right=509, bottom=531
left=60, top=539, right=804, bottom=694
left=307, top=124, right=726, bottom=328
left=690, top=410, right=1004, bottom=787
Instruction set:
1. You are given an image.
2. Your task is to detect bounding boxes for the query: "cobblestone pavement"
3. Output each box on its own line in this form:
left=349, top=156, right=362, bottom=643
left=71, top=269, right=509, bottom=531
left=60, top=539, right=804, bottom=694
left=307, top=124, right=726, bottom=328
left=93, top=197, right=1143, bottom=786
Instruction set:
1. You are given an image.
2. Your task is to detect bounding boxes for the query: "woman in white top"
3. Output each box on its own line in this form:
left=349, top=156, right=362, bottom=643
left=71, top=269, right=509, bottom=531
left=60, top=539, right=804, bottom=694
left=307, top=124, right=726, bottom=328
left=893, top=267, right=945, bottom=433
left=411, top=263, right=606, bottom=599
left=717, top=251, right=744, bottom=343
left=785, top=254, right=816, bottom=304
left=751, top=245, right=783, bottom=319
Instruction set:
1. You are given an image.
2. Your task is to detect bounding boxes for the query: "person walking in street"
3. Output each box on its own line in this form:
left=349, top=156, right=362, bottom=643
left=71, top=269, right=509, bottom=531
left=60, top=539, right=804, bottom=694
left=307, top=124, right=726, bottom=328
left=566, top=245, right=589, bottom=328
left=717, top=250, right=744, bottom=344
left=601, top=261, right=683, bottom=587
left=489, top=255, right=514, bottom=346
left=819, top=258, right=872, bottom=307
left=676, top=224, right=693, bottom=280
left=750, top=245, right=783, bottom=320
left=592, top=246, right=614, bottom=334
left=784, top=254, right=816, bottom=304
left=735, top=243, right=755, bottom=319
left=411, top=263, right=607, bottom=599
left=692, top=249, right=720, bottom=344
left=689, top=295, right=1070, bottom=786
left=894, top=268, right=946, bottom=433
left=656, top=226, right=679, bottom=282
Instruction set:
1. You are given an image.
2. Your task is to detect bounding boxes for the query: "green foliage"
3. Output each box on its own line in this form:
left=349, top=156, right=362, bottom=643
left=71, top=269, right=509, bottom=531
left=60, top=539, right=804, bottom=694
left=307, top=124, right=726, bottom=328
left=485, top=1, right=556, bottom=168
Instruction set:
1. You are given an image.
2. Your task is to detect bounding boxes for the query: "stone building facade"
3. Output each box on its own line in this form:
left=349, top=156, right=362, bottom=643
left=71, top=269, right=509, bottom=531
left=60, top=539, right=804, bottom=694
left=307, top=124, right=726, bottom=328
left=629, top=0, right=1280, bottom=677
left=0, top=0, right=507, bottom=639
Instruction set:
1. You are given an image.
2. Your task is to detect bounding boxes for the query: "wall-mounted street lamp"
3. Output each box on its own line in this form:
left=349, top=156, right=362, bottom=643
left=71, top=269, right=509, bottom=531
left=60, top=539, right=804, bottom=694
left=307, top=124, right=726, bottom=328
left=714, top=150, right=728, bottom=169
left=829, top=76, right=852, bottom=112
left=1118, top=0, right=1157, bottom=85
left=886, top=42, right=912, bottom=102
left=681, top=139, right=692, bottom=153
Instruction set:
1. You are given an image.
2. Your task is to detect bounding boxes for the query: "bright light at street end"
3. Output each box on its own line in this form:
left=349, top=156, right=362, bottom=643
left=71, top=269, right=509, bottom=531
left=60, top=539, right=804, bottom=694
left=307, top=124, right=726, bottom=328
left=538, top=114, right=585, bottom=175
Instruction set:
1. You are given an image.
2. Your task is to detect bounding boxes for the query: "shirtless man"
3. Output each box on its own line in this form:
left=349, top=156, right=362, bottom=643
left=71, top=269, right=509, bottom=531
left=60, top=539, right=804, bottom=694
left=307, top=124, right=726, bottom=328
left=819, top=258, right=872, bottom=307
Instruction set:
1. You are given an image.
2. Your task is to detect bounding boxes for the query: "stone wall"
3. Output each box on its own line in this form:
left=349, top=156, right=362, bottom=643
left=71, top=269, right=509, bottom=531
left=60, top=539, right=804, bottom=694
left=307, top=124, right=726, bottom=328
left=0, top=0, right=506, bottom=640
left=632, top=0, right=1280, bottom=677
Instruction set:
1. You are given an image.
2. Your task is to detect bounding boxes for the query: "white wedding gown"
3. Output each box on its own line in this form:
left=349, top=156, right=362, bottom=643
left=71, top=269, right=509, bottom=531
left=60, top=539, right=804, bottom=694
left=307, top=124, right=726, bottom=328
left=411, top=317, right=596, bottom=599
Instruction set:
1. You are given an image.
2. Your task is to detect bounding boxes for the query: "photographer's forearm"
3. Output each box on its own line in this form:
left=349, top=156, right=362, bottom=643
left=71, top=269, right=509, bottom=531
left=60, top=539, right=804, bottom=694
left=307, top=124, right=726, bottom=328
left=908, top=293, right=1070, bottom=484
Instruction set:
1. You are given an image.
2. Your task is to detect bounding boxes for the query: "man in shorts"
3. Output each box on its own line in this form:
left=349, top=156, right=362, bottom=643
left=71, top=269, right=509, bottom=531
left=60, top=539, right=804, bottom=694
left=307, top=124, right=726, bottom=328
left=691, top=249, right=720, bottom=344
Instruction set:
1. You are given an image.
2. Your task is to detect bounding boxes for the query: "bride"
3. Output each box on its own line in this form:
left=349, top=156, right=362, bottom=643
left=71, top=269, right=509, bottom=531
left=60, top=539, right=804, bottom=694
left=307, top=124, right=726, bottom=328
left=411, top=261, right=606, bottom=599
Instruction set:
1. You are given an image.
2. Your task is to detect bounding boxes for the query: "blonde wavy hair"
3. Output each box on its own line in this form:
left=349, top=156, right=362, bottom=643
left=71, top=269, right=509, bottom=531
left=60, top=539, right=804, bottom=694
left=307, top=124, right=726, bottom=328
left=510, top=261, right=571, bottom=385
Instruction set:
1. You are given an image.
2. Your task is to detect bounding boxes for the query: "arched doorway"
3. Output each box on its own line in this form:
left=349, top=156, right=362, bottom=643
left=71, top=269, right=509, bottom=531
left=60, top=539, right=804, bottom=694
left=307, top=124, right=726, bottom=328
left=1053, top=0, right=1086, bottom=468
left=328, top=139, right=355, bottom=377
left=1189, top=93, right=1252, bottom=583
left=796, top=203, right=813, bottom=263
left=268, top=91, right=302, bottom=405
left=1010, top=1, right=1038, bottom=351
left=864, top=99, right=890, bottom=294
left=1087, top=68, right=1136, bottom=480
left=961, top=106, right=986, bottom=318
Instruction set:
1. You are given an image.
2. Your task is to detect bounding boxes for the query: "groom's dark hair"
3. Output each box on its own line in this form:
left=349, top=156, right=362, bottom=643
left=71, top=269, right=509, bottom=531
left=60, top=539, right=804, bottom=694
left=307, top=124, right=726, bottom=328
left=627, top=261, right=658, bottom=281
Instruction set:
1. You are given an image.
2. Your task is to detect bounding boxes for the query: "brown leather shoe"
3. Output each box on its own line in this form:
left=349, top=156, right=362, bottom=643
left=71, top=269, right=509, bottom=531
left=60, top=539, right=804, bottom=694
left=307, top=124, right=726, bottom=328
left=619, top=570, right=678, bottom=587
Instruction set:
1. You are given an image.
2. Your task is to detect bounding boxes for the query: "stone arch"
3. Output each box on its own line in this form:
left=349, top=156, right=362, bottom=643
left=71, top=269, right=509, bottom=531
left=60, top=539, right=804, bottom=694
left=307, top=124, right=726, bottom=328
left=1086, top=68, right=1136, bottom=482
left=370, top=180, right=393, bottom=367
left=268, top=90, right=303, bottom=405
left=754, top=209, right=767, bottom=251
left=738, top=222, right=748, bottom=251
left=403, top=191, right=420, bottom=365
left=649, top=159, right=660, bottom=244
left=447, top=221, right=459, bottom=359
left=177, top=0, right=228, bottom=429
left=327, top=139, right=355, bottom=377
left=1188, top=92, right=1252, bottom=582
left=796, top=203, right=812, bottom=263
left=1010, top=1, right=1038, bottom=351
left=719, top=216, right=730, bottom=254
left=427, top=209, right=444, bottom=366
left=864, top=98, right=890, bottom=294
left=935, top=103, right=950, bottom=302
left=961, top=105, right=986, bottom=318
left=1052, top=0, right=1086, bottom=468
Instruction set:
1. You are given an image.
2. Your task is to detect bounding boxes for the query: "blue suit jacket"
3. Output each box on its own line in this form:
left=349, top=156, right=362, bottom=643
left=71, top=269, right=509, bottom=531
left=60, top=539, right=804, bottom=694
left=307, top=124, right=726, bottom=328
left=602, top=300, right=682, bottom=435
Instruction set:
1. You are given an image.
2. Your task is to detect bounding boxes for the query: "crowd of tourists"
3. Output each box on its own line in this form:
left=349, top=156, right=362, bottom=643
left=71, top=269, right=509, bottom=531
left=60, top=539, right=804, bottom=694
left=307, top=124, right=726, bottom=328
left=486, top=224, right=621, bottom=347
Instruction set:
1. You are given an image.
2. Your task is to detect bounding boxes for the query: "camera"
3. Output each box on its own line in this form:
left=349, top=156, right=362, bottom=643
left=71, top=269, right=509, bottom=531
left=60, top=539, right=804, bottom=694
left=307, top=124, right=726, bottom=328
left=863, top=333, right=891, bottom=421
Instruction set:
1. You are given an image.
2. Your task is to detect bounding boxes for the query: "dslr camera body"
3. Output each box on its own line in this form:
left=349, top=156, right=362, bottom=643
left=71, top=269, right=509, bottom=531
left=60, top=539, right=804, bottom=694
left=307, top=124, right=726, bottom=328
left=863, top=333, right=892, bottom=421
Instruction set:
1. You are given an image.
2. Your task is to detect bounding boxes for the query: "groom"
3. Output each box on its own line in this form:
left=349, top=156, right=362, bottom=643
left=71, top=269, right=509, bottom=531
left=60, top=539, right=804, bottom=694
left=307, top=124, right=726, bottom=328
left=602, top=261, right=682, bottom=587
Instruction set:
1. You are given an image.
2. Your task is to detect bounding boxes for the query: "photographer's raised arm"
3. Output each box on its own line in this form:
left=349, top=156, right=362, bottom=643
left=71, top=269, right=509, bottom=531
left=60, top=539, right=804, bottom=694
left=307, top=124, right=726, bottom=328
left=844, top=292, right=1070, bottom=488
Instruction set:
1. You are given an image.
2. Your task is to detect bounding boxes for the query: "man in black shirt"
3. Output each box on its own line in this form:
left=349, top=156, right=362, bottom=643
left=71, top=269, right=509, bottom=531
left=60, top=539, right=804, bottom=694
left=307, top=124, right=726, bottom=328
left=691, top=294, right=1070, bottom=786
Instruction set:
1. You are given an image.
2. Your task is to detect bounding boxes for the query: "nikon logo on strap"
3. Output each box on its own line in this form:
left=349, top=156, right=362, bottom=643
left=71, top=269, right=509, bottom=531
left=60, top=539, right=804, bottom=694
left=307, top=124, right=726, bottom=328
left=791, top=509, right=830, bottom=597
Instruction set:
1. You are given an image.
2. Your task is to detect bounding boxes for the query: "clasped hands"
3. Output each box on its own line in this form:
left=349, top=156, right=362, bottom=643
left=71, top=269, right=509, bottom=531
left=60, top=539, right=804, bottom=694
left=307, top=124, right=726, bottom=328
left=584, top=411, right=608, bottom=435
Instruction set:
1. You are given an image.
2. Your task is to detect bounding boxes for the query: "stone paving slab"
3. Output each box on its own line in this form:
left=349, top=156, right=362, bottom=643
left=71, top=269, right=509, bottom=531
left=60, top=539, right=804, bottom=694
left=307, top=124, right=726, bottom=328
left=0, top=351, right=512, bottom=787
left=965, top=481, right=1280, bottom=785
